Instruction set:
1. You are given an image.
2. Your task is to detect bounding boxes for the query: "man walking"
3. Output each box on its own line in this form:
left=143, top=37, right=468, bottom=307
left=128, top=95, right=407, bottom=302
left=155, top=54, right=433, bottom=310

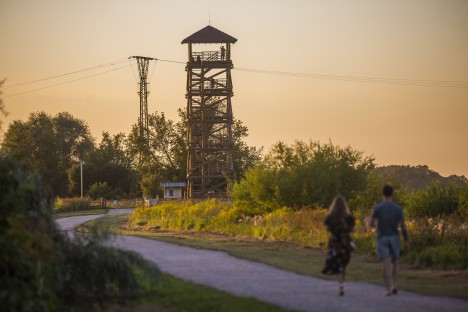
left=370, top=184, right=409, bottom=296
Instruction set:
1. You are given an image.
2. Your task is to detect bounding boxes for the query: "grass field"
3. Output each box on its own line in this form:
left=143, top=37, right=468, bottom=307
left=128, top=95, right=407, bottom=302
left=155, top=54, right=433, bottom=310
left=79, top=213, right=468, bottom=300
left=117, top=273, right=289, bottom=312
left=54, top=208, right=108, bottom=219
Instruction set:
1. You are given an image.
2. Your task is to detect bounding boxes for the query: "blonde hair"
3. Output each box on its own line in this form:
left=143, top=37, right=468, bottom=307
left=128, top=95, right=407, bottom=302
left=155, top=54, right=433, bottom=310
left=327, top=195, right=350, bottom=221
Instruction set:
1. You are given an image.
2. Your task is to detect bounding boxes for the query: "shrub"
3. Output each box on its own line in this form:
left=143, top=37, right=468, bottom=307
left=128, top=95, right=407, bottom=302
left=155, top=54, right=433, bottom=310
left=0, top=156, right=61, bottom=311
left=130, top=198, right=468, bottom=270
left=54, top=197, right=91, bottom=212
left=87, top=181, right=112, bottom=200
left=232, top=140, right=374, bottom=211
left=131, top=200, right=331, bottom=248
left=406, top=181, right=461, bottom=218
left=0, top=156, right=161, bottom=311
left=60, top=242, right=160, bottom=307
left=410, top=245, right=467, bottom=270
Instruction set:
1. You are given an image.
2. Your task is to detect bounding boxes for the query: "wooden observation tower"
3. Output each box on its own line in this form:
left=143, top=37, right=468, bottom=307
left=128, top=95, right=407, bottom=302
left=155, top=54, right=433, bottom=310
left=182, top=26, right=237, bottom=198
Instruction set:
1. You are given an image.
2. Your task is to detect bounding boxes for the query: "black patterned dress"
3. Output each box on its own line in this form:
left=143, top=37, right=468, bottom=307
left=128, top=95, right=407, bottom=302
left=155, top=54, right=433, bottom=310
left=322, top=214, right=355, bottom=275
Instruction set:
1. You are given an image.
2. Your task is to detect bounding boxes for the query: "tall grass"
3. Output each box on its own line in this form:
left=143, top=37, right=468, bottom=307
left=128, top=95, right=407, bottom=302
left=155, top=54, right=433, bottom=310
left=54, top=197, right=92, bottom=212
left=130, top=199, right=468, bottom=270
left=132, top=200, right=331, bottom=248
left=405, top=215, right=468, bottom=269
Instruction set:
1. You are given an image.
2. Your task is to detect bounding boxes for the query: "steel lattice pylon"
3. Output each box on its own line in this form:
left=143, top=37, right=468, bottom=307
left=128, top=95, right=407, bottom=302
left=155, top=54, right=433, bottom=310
left=182, top=26, right=237, bottom=198
left=130, top=56, right=155, bottom=146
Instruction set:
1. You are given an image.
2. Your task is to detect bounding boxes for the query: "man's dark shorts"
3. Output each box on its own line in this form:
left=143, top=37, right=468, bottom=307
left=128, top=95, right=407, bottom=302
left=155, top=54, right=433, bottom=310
left=377, top=235, right=400, bottom=260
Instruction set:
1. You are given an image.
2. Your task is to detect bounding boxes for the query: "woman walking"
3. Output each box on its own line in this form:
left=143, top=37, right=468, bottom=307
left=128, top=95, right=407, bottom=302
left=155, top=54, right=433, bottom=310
left=321, top=195, right=355, bottom=296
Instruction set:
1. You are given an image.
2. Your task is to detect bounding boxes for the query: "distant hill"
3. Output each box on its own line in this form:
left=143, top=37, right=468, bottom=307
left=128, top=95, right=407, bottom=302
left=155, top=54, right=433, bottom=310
left=374, top=165, right=467, bottom=190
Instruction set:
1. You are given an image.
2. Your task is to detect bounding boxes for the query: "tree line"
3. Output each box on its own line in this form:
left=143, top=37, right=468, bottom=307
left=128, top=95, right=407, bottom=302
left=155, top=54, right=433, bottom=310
left=1, top=107, right=467, bottom=211
left=231, top=139, right=467, bottom=221
left=0, top=109, right=262, bottom=199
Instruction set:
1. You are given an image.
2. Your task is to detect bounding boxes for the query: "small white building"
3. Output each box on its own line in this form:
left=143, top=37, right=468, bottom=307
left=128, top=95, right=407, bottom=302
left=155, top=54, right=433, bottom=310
left=160, top=182, right=186, bottom=199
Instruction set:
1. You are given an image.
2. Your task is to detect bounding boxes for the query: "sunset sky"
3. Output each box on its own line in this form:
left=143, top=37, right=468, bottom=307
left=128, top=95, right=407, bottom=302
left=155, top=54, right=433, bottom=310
left=1, top=0, right=467, bottom=177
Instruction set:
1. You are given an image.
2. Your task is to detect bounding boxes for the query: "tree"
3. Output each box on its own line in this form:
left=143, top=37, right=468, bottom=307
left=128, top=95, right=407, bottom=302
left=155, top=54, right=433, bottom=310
left=0, top=156, right=61, bottom=310
left=68, top=132, right=139, bottom=198
left=232, top=164, right=278, bottom=212
left=1, top=111, right=94, bottom=196
left=405, top=181, right=462, bottom=218
left=127, top=111, right=185, bottom=197
left=87, top=182, right=112, bottom=200
left=128, top=110, right=262, bottom=197
left=0, top=155, right=161, bottom=311
left=233, top=140, right=375, bottom=210
left=231, top=119, right=263, bottom=181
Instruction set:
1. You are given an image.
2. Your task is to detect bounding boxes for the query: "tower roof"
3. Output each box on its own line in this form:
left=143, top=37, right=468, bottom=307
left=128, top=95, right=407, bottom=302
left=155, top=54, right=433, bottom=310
left=181, top=25, right=237, bottom=44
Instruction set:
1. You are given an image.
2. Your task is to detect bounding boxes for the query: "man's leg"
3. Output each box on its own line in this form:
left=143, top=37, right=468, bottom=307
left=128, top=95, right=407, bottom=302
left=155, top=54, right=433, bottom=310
left=391, top=258, right=399, bottom=293
left=389, top=235, right=401, bottom=294
left=382, top=258, right=392, bottom=294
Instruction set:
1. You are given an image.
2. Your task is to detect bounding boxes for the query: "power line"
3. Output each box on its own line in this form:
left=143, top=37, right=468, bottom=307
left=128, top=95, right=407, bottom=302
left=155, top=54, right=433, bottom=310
left=155, top=58, right=185, bottom=65
left=3, top=58, right=129, bottom=89
left=152, top=57, right=468, bottom=88
left=3, top=63, right=134, bottom=98
left=233, top=68, right=468, bottom=89
left=3, top=56, right=467, bottom=100
left=129, top=58, right=138, bottom=83
left=148, top=60, right=158, bottom=84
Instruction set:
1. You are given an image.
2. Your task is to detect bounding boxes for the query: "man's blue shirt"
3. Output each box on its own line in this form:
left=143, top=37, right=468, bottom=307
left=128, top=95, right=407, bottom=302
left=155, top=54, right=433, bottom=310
left=372, top=201, right=404, bottom=238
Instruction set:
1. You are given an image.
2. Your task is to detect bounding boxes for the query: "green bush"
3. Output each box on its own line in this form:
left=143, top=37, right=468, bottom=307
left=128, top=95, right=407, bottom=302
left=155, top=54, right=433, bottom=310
left=60, top=242, right=160, bottom=306
left=410, top=245, right=467, bottom=270
left=54, top=197, right=91, bottom=212
left=232, top=140, right=374, bottom=211
left=0, top=156, right=60, bottom=311
left=131, top=198, right=468, bottom=270
left=87, top=181, right=112, bottom=200
left=0, top=156, right=161, bottom=311
left=405, top=181, right=462, bottom=218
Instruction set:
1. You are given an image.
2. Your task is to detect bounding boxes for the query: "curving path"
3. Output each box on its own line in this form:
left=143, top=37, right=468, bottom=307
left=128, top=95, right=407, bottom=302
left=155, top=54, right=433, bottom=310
left=57, top=211, right=466, bottom=312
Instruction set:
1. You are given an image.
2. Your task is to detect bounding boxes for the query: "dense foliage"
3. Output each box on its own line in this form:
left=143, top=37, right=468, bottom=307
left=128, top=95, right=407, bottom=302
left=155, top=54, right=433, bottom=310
left=130, top=144, right=468, bottom=270
left=1, top=110, right=261, bottom=198
left=0, top=156, right=61, bottom=310
left=131, top=200, right=330, bottom=247
left=131, top=181, right=468, bottom=270
left=405, top=181, right=465, bottom=218
left=68, top=132, right=139, bottom=198
left=2, top=112, right=94, bottom=196
left=399, top=181, right=468, bottom=269
left=127, top=110, right=262, bottom=197
left=233, top=140, right=374, bottom=210
left=0, top=156, right=160, bottom=311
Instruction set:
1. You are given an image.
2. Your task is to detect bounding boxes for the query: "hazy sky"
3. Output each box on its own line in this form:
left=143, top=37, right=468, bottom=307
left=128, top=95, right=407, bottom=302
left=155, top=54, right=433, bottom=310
left=1, top=0, right=468, bottom=177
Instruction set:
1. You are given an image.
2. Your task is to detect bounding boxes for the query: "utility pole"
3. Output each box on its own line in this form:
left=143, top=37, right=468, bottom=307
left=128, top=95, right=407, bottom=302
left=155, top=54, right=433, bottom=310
left=129, top=56, right=156, bottom=147
left=80, top=160, right=85, bottom=198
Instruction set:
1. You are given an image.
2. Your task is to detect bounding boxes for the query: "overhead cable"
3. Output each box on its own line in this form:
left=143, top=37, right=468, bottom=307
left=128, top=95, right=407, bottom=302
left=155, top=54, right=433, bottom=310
left=4, top=56, right=467, bottom=99
left=3, top=58, right=129, bottom=89
left=3, top=63, right=133, bottom=98
left=153, top=57, right=468, bottom=88
left=233, top=68, right=468, bottom=89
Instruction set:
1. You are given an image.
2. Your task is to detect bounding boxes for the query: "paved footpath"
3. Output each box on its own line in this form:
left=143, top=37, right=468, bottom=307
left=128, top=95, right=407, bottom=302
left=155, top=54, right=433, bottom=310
left=57, top=210, right=467, bottom=312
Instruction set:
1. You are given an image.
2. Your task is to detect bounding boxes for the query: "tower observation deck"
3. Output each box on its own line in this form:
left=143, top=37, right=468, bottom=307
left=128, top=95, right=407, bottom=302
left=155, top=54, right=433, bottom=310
left=182, top=25, right=237, bottom=198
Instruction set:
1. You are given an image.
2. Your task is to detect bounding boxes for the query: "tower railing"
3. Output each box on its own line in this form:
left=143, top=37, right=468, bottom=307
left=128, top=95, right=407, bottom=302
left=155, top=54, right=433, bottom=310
left=203, top=78, right=230, bottom=89
left=190, top=51, right=229, bottom=63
